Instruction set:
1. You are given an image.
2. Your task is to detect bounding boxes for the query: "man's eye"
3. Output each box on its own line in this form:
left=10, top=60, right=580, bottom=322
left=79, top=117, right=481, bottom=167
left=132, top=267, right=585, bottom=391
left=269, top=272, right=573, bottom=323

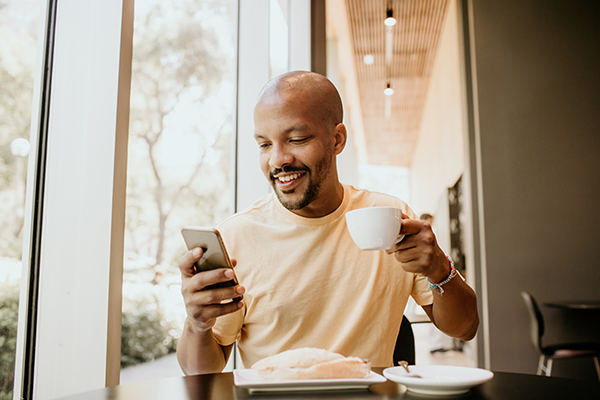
left=290, top=138, right=307, bottom=144
left=258, top=143, right=271, bottom=149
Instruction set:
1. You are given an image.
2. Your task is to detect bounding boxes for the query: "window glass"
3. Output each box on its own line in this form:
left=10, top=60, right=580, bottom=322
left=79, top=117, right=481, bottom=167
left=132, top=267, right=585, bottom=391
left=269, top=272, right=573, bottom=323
left=0, top=0, right=40, bottom=398
left=121, top=0, right=237, bottom=382
left=269, top=0, right=288, bottom=78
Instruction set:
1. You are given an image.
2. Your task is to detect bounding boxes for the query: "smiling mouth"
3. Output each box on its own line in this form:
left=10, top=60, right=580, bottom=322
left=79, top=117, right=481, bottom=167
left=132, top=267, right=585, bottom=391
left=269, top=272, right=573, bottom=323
left=276, top=172, right=305, bottom=183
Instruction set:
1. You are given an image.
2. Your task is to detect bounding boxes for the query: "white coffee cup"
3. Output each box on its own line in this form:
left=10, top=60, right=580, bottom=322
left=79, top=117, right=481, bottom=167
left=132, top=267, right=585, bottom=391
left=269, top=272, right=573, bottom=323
left=345, top=206, right=405, bottom=251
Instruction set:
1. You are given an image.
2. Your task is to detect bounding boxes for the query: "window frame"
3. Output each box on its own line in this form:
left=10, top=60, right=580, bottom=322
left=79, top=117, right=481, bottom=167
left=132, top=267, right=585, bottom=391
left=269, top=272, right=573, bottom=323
left=14, top=1, right=134, bottom=398
left=13, top=0, right=313, bottom=397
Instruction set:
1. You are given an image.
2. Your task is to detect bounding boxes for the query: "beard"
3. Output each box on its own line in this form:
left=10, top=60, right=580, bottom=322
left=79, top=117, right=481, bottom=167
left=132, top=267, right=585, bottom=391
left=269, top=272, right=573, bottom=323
left=269, top=155, right=332, bottom=211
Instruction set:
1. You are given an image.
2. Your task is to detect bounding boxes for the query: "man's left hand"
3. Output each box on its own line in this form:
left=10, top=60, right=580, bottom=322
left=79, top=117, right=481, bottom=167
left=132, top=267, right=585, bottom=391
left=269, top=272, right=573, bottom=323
left=386, top=213, right=450, bottom=282
left=387, top=213, right=479, bottom=341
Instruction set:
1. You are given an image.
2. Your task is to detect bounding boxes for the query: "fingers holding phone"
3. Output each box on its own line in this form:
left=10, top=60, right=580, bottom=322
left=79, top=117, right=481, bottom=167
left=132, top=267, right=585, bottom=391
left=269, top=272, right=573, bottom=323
left=179, top=247, right=202, bottom=278
left=179, top=247, right=244, bottom=299
left=180, top=266, right=245, bottom=332
left=179, top=228, right=245, bottom=332
left=181, top=226, right=243, bottom=299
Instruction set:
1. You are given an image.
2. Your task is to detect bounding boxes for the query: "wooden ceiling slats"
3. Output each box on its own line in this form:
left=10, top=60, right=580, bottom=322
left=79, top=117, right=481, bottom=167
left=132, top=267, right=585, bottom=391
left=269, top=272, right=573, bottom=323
left=343, top=0, right=449, bottom=167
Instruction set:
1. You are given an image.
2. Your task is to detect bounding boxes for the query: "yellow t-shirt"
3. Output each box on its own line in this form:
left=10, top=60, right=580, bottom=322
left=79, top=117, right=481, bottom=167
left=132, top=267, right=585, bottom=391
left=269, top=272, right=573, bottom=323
left=213, top=184, right=433, bottom=368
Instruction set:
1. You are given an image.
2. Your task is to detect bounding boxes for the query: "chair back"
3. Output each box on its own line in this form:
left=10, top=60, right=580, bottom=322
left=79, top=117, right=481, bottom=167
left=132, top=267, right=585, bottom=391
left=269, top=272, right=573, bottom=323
left=393, top=315, right=416, bottom=366
left=521, top=291, right=545, bottom=352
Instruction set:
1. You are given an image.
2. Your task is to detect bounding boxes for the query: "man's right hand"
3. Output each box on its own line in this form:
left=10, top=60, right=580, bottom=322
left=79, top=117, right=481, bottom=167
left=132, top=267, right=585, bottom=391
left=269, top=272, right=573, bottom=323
left=179, top=247, right=245, bottom=333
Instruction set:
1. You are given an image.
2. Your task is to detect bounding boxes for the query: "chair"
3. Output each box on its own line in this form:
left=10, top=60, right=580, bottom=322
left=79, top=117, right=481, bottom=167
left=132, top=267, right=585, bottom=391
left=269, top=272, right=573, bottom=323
left=521, top=292, right=600, bottom=380
left=393, top=315, right=416, bottom=366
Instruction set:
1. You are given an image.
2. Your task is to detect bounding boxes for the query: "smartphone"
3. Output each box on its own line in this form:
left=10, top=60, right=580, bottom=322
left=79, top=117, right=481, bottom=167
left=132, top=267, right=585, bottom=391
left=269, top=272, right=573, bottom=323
left=181, top=226, right=242, bottom=302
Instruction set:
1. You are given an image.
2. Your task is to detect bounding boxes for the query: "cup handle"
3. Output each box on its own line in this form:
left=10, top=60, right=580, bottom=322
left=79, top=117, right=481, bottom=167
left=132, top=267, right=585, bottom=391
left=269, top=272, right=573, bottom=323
left=395, top=234, right=405, bottom=244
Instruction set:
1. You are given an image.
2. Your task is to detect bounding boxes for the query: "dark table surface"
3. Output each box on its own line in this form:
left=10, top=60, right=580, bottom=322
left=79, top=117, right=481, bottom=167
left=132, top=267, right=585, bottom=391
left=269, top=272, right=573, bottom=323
left=543, top=300, right=600, bottom=310
left=55, top=368, right=600, bottom=400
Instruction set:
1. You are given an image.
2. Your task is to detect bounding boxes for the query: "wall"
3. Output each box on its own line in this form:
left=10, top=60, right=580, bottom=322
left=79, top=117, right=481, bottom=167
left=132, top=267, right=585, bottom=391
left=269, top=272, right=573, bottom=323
left=410, top=0, right=479, bottom=365
left=328, top=37, right=359, bottom=187
left=467, top=0, right=600, bottom=378
left=410, top=0, right=465, bottom=218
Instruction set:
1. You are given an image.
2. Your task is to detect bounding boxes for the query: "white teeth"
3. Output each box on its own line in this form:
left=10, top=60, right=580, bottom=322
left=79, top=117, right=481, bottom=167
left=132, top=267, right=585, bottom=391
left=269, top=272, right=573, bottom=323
left=278, top=173, right=300, bottom=182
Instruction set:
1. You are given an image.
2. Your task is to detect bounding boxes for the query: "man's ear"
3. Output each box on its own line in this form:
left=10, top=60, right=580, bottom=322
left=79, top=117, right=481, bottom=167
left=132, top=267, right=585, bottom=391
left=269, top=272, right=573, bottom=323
left=333, top=123, right=347, bottom=155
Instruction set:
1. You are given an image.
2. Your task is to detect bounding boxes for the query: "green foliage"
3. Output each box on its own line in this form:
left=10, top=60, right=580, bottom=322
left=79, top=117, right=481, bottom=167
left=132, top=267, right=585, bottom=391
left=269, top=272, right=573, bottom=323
left=0, top=277, right=183, bottom=389
left=0, top=279, right=19, bottom=399
left=120, top=285, right=182, bottom=368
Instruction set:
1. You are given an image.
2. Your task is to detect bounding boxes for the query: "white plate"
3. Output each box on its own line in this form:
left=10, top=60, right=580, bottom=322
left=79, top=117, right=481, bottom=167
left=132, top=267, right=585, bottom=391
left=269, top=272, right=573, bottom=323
left=233, top=369, right=386, bottom=393
left=383, top=365, right=494, bottom=396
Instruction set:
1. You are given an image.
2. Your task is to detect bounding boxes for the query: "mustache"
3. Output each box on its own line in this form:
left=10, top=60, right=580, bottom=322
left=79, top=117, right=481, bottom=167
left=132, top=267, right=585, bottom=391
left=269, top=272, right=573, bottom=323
left=269, top=165, right=310, bottom=180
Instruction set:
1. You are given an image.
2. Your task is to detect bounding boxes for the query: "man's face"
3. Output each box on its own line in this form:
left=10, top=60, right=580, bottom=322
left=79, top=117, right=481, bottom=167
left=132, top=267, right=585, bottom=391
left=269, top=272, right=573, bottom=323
left=253, top=94, right=337, bottom=214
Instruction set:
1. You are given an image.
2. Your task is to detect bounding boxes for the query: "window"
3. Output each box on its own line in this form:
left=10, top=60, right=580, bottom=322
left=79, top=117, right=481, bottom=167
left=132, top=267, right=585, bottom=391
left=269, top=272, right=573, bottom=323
left=121, top=0, right=238, bottom=382
left=270, top=0, right=289, bottom=78
left=0, top=1, right=40, bottom=399
left=8, top=1, right=311, bottom=397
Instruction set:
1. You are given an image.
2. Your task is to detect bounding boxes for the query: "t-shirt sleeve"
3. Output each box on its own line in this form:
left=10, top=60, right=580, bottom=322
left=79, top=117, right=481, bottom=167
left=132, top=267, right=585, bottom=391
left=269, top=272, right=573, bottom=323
left=212, top=305, right=245, bottom=346
left=411, top=274, right=434, bottom=306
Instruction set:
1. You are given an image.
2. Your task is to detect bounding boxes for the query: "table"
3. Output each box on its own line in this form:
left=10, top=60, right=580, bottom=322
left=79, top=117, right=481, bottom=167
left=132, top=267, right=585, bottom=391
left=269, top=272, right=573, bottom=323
left=55, top=368, right=600, bottom=400
left=543, top=300, right=600, bottom=310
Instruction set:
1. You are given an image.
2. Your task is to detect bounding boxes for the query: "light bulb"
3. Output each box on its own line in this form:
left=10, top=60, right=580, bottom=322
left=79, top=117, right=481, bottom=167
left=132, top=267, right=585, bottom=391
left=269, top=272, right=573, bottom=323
left=385, top=8, right=396, bottom=26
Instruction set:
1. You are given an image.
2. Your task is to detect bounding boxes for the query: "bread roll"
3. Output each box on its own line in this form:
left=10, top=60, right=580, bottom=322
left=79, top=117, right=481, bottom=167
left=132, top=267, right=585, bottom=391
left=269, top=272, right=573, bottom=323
left=251, top=347, right=371, bottom=381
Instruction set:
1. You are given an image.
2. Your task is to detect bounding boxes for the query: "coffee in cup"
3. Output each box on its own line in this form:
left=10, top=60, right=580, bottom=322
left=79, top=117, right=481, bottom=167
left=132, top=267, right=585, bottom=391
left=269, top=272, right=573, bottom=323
left=345, top=206, right=404, bottom=251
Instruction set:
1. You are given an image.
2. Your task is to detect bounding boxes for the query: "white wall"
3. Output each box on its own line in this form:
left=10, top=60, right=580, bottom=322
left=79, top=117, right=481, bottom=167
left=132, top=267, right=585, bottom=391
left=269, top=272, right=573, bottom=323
left=327, top=37, right=359, bottom=187
left=409, top=0, right=465, bottom=217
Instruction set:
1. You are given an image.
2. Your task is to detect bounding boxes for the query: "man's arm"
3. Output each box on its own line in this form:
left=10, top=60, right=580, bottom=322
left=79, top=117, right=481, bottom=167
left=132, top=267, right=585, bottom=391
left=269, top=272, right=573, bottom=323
left=176, top=248, right=245, bottom=375
left=387, top=215, right=479, bottom=340
left=421, top=269, right=479, bottom=340
left=177, top=319, right=233, bottom=375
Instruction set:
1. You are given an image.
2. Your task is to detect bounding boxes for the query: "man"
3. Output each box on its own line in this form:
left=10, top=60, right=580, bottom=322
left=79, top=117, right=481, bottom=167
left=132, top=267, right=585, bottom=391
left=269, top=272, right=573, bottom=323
left=177, top=71, right=479, bottom=375
left=418, top=212, right=458, bottom=354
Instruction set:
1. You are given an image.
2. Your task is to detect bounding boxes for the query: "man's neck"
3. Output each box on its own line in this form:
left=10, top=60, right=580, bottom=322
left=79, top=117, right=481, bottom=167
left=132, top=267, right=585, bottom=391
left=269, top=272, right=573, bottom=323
left=288, top=181, right=344, bottom=218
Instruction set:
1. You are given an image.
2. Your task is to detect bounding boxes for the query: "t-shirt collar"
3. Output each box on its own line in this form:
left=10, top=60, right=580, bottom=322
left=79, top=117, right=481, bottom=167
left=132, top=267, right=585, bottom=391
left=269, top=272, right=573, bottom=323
left=273, top=184, right=350, bottom=226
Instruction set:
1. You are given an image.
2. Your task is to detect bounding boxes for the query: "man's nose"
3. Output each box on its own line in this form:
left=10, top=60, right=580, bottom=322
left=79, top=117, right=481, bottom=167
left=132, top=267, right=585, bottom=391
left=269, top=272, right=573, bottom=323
left=269, top=144, right=294, bottom=169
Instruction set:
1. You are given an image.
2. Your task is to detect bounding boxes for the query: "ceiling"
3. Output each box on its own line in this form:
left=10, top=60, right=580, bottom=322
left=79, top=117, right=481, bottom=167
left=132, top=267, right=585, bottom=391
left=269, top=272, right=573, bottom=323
left=328, top=0, right=450, bottom=168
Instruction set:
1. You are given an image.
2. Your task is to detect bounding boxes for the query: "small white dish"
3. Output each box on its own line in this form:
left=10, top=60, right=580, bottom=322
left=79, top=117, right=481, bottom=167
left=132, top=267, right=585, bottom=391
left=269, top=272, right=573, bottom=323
left=233, top=369, right=386, bottom=393
left=383, top=365, right=494, bottom=396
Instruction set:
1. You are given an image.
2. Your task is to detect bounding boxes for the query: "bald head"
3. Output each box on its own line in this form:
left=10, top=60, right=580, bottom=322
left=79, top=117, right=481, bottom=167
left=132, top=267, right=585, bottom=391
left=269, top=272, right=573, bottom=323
left=256, top=71, right=343, bottom=129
